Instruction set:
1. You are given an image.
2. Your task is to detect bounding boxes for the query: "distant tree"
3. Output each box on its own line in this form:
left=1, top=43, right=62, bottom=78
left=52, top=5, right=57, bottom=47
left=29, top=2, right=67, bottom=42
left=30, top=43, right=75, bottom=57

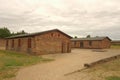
left=0, top=27, right=11, bottom=38
left=74, top=36, right=78, bottom=38
left=21, top=30, right=26, bottom=34
left=86, top=35, right=91, bottom=38
left=0, top=27, right=27, bottom=38
left=96, top=36, right=99, bottom=37
left=11, top=30, right=27, bottom=36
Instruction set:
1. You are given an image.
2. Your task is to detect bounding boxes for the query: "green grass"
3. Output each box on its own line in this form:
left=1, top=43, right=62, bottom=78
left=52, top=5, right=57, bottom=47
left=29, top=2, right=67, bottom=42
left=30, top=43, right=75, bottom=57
left=106, top=76, right=120, bottom=80
left=80, top=58, right=120, bottom=80
left=0, top=50, right=53, bottom=80
left=111, top=44, right=120, bottom=49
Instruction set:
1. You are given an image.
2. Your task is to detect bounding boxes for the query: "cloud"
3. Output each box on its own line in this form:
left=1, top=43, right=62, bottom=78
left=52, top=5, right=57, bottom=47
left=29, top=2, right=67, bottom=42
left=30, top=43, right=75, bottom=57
left=0, top=0, right=120, bottom=40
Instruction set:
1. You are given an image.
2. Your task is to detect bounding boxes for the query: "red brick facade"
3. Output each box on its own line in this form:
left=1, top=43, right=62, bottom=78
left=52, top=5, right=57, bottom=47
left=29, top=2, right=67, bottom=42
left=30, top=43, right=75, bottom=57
left=6, top=29, right=72, bottom=55
left=111, top=41, right=120, bottom=45
left=71, top=37, right=111, bottom=49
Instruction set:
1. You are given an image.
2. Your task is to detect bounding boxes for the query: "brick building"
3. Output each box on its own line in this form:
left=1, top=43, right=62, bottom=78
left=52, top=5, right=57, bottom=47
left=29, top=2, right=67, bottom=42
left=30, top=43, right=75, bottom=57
left=71, top=37, right=111, bottom=49
left=6, top=29, right=72, bottom=55
left=111, top=40, right=120, bottom=45
left=0, top=38, right=6, bottom=50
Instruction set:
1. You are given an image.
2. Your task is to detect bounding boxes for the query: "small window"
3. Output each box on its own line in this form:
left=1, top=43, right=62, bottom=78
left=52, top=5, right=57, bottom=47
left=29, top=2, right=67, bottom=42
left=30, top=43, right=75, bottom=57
left=18, top=39, right=21, bottom=47
left=51, top=33, right=54, bottom=37
left=58, top=34, right=60, bottom=37
left=89, top=41, right=92, bottom=46
left=12, top=39, right=14, bottom=48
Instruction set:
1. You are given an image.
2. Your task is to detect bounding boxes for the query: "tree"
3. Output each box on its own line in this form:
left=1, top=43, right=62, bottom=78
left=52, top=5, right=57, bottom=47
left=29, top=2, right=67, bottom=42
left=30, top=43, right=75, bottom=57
left=11, top=30, right=27, bottom=36
left=0, top=27, right=27, bottom=38
left=0, top=27, right=11, bottom=38
left=86, top=35, right=91, bottom=38
left=74, top=36, right=78, bottom=38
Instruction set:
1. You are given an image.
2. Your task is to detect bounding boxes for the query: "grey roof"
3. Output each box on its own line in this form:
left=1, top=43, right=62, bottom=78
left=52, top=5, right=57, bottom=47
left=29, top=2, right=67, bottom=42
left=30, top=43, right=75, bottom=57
left=71, top=37, right=111, bottom=41
left=6, top=29, right=72, bottom=39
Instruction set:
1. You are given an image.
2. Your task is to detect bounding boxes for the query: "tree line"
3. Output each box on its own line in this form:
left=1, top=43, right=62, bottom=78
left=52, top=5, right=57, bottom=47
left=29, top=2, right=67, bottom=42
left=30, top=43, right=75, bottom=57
left=0, top=27, right=27, bottom=38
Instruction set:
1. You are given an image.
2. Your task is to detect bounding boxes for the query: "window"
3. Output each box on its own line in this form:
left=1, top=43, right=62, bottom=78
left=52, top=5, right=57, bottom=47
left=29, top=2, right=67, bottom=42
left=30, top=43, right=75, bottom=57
left=89, top=41, right=92, bottom=46
left=18, top=39, right=21, bottom=47
left=58, top=34, right=60, bottom=37
left=28, top=38, right=31, bottom=48
left=12, top=39, right=14, bottom=48
left=51, top=33, right=54, bottom=37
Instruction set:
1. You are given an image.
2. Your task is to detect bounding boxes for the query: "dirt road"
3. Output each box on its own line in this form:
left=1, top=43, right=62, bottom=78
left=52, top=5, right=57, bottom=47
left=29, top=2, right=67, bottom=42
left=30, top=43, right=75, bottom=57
left=16, top=49, right=120, bottom=80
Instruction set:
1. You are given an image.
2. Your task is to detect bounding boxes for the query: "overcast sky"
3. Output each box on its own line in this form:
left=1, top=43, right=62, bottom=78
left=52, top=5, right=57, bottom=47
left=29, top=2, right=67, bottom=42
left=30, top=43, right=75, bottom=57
left=0, top=0, right=120, bottom=40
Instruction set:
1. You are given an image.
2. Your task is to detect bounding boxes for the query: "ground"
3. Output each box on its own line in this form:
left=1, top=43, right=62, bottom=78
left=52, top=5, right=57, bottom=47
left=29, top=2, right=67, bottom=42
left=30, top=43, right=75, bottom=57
left=65, top=57, right=120, bottom=80
left=0, top=50, right=52, bottom=80
left=15, top=49, right=120, bottom=80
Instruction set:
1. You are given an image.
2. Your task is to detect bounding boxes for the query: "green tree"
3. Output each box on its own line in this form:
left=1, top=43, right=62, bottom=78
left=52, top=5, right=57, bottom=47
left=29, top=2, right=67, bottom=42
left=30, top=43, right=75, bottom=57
left=74, top=36, right=78, bottom=38
left=11, top=30, right=27, bottom=36
left=0, top=27, right=11, bottom=38
left=86, top=35, right=91, bottom=38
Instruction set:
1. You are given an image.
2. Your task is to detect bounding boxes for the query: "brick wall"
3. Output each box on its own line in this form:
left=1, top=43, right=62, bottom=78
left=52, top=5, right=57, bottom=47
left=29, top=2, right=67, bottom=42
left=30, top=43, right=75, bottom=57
left=6, top=31, right=71, bottom=55
left=6, top=37, right=35, bottom=54
left=71, top=38, right=111, bottom=49
left=35, top=31, right=71, bottom=55
left=0, top=38, right=6, bottom=50
left=101, top=38, right=111, bottom=48
left=111, top=41, right=120, bottom=45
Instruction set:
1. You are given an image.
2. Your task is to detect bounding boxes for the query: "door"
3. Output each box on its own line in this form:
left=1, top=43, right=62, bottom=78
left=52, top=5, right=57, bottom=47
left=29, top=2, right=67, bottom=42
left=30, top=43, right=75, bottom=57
left=28, top=38, right=32, bottom=53
left=67, top=43, right=70, bottom=53
left=80, top=42, right=84, bottom=48
left=61, top=42, right=65, bottom=53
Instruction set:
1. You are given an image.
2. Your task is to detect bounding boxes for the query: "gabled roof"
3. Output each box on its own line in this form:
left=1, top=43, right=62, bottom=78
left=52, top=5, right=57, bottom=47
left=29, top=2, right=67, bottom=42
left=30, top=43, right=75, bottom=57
left=71, top=37, right=111, bottom=41
left=6, top=29, right=72, bottom=39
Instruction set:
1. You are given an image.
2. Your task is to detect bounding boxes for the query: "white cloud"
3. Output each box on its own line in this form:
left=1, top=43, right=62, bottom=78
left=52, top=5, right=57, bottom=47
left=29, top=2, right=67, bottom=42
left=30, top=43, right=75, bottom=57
left=0, top=0, right=120, bottom=40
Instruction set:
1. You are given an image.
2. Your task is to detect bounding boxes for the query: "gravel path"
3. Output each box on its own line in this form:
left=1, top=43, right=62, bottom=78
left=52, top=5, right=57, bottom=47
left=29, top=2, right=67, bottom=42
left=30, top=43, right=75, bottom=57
left=16, top=49, right=120, bottom=80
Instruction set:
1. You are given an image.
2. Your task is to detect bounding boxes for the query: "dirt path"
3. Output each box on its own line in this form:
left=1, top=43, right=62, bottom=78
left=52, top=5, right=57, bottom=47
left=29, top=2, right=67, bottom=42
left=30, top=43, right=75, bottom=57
left=16, top=49, right=120, bottom=80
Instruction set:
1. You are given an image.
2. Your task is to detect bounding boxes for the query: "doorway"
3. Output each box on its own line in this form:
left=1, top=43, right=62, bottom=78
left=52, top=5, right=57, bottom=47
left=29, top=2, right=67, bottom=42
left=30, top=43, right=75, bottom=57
left=67, top=43, right=70, bottom=52
left=28, top=38, right=32, bottom=53
left=80, top=42, right=84, bottom=48
left=61, top=42, right=65, bottom=53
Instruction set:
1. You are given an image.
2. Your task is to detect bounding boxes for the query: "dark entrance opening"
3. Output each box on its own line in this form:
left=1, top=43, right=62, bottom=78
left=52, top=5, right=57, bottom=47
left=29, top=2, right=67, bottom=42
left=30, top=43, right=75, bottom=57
left=28, top=38, right=32, bottom=53
left=6, top=40, right=8, bottom=49
left=18, top=39, right=21, bottom=47
left=67, top=43, right=70, bottom=53
left=18, top=39, right=21, bottom=51
left=80, top=42, right=84, bottom=48
left=61, top=42, right=65, bottom=53
left=12, top=39, right=14, bottom=48
left=28, top=38, right=31, bottom=48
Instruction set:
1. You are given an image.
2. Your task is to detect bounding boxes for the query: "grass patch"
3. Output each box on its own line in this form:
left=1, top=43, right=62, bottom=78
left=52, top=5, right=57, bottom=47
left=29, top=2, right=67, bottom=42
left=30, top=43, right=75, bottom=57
left=0, top=50, right=53, bottom=80
left=106, top=76, right=120, bottom=80
left=75, top=58, right=120, bottom=80
left=111, top=44, right=120, bottom=49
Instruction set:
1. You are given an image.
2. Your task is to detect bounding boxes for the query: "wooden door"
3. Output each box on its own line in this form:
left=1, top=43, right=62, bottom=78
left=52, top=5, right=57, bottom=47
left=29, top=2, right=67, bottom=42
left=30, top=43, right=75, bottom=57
left=67, top=43, right=70, bottom=52
left=27, top=38, right=32, bottom=53
left=80, top=42, right=84, bottom=48
left=12, top=39, right=14, bottom=48
left=28, top=38, right=31, bottom=48
left=61, top=42, right=65, bottom=53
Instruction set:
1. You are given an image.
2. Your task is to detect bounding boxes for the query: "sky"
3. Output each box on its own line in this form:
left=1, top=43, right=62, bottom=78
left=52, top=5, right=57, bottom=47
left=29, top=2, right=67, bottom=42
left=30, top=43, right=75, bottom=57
left=0, top=0, right=120, bottom=40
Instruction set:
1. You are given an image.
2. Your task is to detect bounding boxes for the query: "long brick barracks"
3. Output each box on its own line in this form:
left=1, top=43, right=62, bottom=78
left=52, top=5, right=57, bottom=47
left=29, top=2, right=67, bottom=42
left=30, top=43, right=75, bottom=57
left=5, top=29, right=72, bottom=55
left=0, top=29, right=112, bottom=55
